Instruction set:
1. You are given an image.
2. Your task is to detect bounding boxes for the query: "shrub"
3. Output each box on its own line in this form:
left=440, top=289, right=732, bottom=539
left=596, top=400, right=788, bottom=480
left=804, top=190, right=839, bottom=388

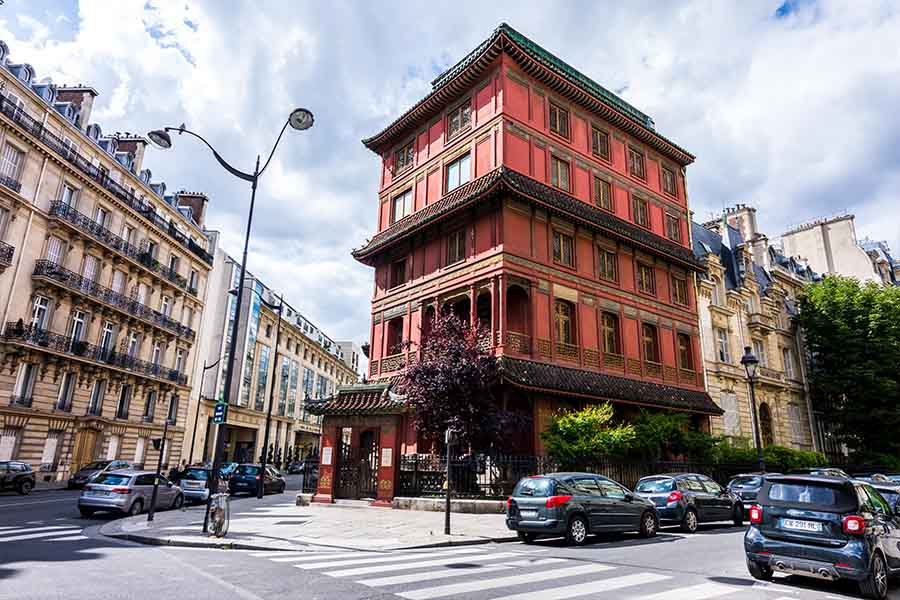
left=541, top=404, right=636, bottom=467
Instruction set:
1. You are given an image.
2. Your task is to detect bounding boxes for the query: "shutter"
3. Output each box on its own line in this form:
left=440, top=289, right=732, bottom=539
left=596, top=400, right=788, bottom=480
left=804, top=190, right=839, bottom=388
left=47, top=236, right=63, bottom=264
left=41, top=432, right=60, bottom=465
left=0, top=428, right=18, bottom=461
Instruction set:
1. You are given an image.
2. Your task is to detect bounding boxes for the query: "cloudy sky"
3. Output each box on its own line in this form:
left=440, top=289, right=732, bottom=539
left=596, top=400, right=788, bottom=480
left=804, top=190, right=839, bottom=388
left=2, top=0, right=898, bottom=346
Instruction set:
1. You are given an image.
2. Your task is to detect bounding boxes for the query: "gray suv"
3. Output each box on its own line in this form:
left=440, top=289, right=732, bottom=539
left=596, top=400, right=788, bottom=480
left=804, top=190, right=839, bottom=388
left=506, top=472, right=658, bottom=545
left=78, top=470, right=184, bottom=517
left=635, top=473, right=744, bottom=533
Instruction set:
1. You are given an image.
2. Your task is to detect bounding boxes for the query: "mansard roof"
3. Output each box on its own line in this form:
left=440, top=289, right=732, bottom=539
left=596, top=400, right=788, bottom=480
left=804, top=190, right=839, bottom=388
left=353, top=167, right=703, bottom=270
left=362, top=23, right=694, bottom=166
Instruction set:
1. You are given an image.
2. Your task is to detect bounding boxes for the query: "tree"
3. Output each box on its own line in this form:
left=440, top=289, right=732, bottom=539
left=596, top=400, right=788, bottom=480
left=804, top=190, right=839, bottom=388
left=540, top=404, right=636, bottom=466
left=797, top=276, right=900, bottom=460
left=398, top=311, right=522, bottom=452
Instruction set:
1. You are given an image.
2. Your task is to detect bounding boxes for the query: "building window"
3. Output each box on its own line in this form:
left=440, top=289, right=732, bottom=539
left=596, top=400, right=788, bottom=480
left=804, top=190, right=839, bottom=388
left=188, top=269, right=198, bottom=291
left=661, top=166, right=677, bottom=197
left=160, top=295, right=171, bottom=317
left=143, top=391, right=156, bottom=421
left=715, top=328, right=731, bottom=363
left=710, top=277, right=723, bottom=306
left=598, top=248, right=618, bottom=282
left=99, top=320, right=115, bottom=358
left=46, top=236, right=64, bottom=264
left=550, top=155, right=570, bottom=191
left=594, top=177, right=612, bottom=211
left=123, top=224, right=136, bottom=246
left=88, top=380, right=107, bottom=415
left=390, top=189, right=413, bottom=224
left=57, top=372, right=76, bottom=412
left=255, top=345, right=270, bottom=412
left=105, top=435, right=121, bottom=460
left=0, top=428, right=20, bottom=461
left=548, top=102, right=570, bottom=138
left=601, top=312, right=620, bottom=354
left=637, top=263, right=656, bottom=295
left=445, top=153, right=471, bottom=192
left=134, top=437, right=147, bottom=466
left=94, top=205, right=110, bottom=229
left=753, top=339, right=768, bottom=368
left=174, top=348, right=185, bottom=374
left=642, top=323, right=660, bottom=363
left=167, top=395, right=178, bottom=424
left=552, top=230, right=574, bottom=267
left=721, top=391, right=741, bottom=436
left=447, top=101, right=471, bottom=139
left=632, top=196, right=650, bottom=228
left=14, top=363, right=37, bottom=404
left=183, top=306, right=194, bottom=329
left=554, top=300, right=575, bottom=345
left=69, top=310, right=86, bottom=344
left=0, top=143, right=24, bottom=182
left=111, top=270, right=126, bottom=294
left=671, top=275, right=689, bottom=306
left=31, top=296, right=50, bottom=329
left=447, top=229, right=466, bottom=265
left=389, top=258, right=407, bottom=288
left=127, top=331, right=140, bottom=358
left=168, top=254, right=179, bottom=274
left=782, top=347, right=795, bottom=379
left=265, top=323, right=272, bottom=338
left=40, top=431, right=61, bottom=469
left=60, top=184, right=78, bottom=208
left=151, top=341, right=163, bottom=366
left=116, top=385, right=132, bottom=419
left=627, top=146, right=646, bottom=180
left=386, top=317, right=404, bottom=355
left=591, top=126, right=610, bottom=160
left=394, top=141, right=414, bottom=173
left=759, top=403, right=775, bottom=447
left=666, top=214, right=682, bottom=242
left=788, top=404, right=804, bottom=445
left=81, top=254, right=98, bottom=282
left=677, top=333, right=694, bottom=370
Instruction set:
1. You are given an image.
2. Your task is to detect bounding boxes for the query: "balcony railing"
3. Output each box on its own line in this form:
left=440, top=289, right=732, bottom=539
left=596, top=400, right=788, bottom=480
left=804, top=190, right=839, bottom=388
left=759, top=366, right=783, bottom=381
left=9, top=395, right=32, bottom=408
left=49, top=201, right=192, bottom=293
left=645, top=361, right=663, bottom=378
left=380, top=353, right=406, bottom=373
left=32, top=260, right=195, bottom=340
left=505, top=331, right=531, bottom=354
left=0, top=94, right=213, bottom=265
left=603, top=353, right=625, bottom=370
left=1, top=322, right=188, bottom=386
left=0, top=240, right=13, bottom=267
left=555, top=341, right=579, bottom=362
left=0, top=172, right=21, bottom=193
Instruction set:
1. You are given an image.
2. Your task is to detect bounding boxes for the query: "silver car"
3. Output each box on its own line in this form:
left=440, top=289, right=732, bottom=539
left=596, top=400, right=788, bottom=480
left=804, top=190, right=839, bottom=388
left=78, top=470, right=184, bottom=517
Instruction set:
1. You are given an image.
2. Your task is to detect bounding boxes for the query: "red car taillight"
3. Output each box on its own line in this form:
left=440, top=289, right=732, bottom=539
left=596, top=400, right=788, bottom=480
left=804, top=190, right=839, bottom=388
left=255, top=475, right=261, bottom=480
left=843, top=515, right=865, bottom=535
left=749, top=505, right=763, bottom=524
left=666, top=491, right=683, bottom=504
left=110, top=487, right=130, bottom=494
left=506, top=496, right=513, bottom=509
left=545, top=495, right=573, bottom=509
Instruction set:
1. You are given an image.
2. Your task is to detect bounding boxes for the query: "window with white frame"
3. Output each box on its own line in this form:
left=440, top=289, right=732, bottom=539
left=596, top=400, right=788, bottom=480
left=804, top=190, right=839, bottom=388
left=99, top=321, right=115, bottom=356
left=720, top=391, right=741, bottom=436
left=14, top=363, right=37, bottom=403
left=111, top=270, right=126, bottom=294
left=134, top=437, right=147, bottom=465
left=40, top=431, right=62, bottom=468
left=445, top=154, right=471, bottom=192
left=69, top=310, right=86, bottom=343
left=60, top=183, right=78, bottom=208
left=782, top=347, right=796, bottom=379
left=174, top=348, right=185, bottom=374
left=81, top=254, right=98, bottom=282
left=753, top=339, right=768, bottom=368
left=93, top=205, right=110, bottom=229
left=127, top=331, right=140, bottom=358
left=46, top=235, right=64, bottom=264
left=788, top=404, right=804, bottom=445
left=88, top=380, right=107, bottom=415
left=183, top=306, right=193, bottom=329
left=160, top=295, right=171, bottom=317
left=0, top=143, right=24, bottom=182
left=122, top=224, right=136, bottom=247
left=106, top=434, right=121, bottom=460
left=151, top=341, right=163, bottom=366
left=32, top=296, right=50, bottom=329
left=390, top=189, right=413, bottom=224
left=0, top=427, right=20, bottom=461
left=715, top=328, right=731, bottom=363
left=57, top=372, right=76, bottom=411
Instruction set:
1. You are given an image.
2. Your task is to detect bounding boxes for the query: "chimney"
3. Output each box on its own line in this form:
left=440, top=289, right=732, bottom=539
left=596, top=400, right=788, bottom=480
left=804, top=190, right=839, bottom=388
left=724, top=204, right=759, bottom=242
left=115, top=133, right=149, bottom=174
left=174, top=191, right=208, bottom=228
left=56, top=85, right=99, bottom=129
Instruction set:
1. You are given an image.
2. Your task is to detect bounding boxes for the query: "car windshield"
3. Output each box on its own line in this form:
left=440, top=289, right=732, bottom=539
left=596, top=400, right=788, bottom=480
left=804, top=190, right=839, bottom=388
left=875, top=488, right=900, bottom=506
left=92, top=474, right=131, bottom=486
left=82, top=462, right=109, bottom=470
left=765, top=481, right=857, bottom=511
left=730, top=476, right=762, bottom=488
left=182, top=468, right=209, bottom=481
left=513, top=477, right=555, bottom=497
left=636, top=478, right=674, bottom=493
left=235, top=465, right=260, bottom=476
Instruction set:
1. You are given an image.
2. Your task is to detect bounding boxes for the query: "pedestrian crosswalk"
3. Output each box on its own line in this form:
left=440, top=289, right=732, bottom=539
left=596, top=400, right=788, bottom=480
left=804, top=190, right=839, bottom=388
left=0, top=523, right=87, bottom=543
left=248, top=544, right=793, bottom=599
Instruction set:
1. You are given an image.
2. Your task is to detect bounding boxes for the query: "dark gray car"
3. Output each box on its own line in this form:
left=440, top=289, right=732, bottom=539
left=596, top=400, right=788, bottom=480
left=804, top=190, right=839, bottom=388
left=635, top=473, right=743, bottom=533
left=506, top=472, right=658, bottom=545
left=67, top=459, right=132, bottom=489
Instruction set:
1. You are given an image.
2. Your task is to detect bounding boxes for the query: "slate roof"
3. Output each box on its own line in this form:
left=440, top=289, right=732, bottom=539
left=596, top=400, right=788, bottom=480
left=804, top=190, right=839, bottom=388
left=499, top=357, right=723, bottom=415
left=353, top=167, right=703, bottom=271
left=305, top=383, right=407, bottom=416
left=691, top=220, right=743, bottom=290
left=362, top=23, right=694, bottom=166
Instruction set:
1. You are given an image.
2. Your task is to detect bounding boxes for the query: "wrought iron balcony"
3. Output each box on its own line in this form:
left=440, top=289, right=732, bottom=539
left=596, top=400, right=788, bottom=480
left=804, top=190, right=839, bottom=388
left=0, top=240, right=13, bottom=267
left=32, top=260, right=195, bottom=340
left=48, top=201, right=192, bottom=293
left=0, top=95, right=212, bottom=265
left=0, top=172, right=21, bottom=194
left=1, top=322, right=188, bottom=386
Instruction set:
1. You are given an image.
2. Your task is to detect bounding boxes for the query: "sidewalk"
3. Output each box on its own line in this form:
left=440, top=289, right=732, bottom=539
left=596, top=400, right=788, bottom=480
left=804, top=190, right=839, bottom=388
left=100, top=493, right=516, bottom=551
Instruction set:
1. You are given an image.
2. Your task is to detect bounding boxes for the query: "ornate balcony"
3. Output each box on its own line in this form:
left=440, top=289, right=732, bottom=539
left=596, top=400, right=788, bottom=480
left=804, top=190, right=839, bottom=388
left=0, top=240, right=13, bottom=268
left=645, top=361, right=663, bottom=378
left=380, top=353, right=406, bottom=373
left=49, top=201, right=193, bottom=294
left=603, top=352, right=625, bottom=370
left=505, top=331, right=531, bottom=355
left=747, top=312, right=774, bottom=332
left=1, top=322, right=188, bottom=386
left=0, top=173, right=21, bottom=194
left=0, top=95, right=212, bottom=265
left=555, top=341, right=579, bottom=362
left=32, top=260, right=195, bottom=340
left=759, top=366, right=783, bottom=382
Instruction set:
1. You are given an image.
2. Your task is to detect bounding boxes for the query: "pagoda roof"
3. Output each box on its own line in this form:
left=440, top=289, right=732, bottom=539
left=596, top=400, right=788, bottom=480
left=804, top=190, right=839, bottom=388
left=306, top=383, right=407, bottom=416
left=352, top=167, right=703, bottom=271
left=362, top=23, right=694, bottom=166
left=499, top=357, right=722, bottom=416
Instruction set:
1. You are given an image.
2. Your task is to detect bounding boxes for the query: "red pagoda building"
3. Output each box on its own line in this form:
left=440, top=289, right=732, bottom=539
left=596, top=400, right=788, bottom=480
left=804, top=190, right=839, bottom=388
left=310, top=24, right=720, bottom=504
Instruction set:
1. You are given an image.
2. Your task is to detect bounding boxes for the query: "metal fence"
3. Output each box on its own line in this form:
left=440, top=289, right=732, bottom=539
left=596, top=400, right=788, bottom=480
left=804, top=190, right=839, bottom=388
left=397, top=454, right=761, bottom=499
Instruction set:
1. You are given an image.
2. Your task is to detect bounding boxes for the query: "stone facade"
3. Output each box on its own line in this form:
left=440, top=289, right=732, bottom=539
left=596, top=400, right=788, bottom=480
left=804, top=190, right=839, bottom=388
left=0, top=40, right=213, bottom=482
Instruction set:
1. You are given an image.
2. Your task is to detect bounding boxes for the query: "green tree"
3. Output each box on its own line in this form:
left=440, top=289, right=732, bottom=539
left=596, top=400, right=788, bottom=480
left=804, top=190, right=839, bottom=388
left=540, top=404, right=636, bottom=466
left=797, top=276, right=900, bottom=460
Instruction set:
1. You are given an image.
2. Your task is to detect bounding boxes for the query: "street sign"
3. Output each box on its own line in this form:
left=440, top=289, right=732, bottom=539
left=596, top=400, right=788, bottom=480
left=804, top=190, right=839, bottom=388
left=213, top=402, right=228, bottom=424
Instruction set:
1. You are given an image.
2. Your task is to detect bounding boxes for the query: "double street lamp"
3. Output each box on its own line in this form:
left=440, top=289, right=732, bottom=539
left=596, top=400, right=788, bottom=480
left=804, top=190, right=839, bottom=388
left=740, top=346, right=766, bottom=472
left=148, top=108, right=313, bottom=533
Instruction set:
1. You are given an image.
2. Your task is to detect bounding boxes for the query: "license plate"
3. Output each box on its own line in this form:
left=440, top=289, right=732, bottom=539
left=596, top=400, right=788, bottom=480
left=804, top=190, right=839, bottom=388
left=87, top=490, right=109, bottom=497
left=781, top=518, right=821, bottom=532
left=519, top=510, right=538, bottom=519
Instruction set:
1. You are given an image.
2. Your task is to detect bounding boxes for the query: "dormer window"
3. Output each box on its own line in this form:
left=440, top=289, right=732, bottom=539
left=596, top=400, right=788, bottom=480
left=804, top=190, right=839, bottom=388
left=394, top=141, right=414, bottom=174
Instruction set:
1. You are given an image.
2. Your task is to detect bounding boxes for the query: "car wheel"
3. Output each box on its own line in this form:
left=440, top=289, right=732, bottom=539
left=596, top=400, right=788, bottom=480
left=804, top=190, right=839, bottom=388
left=860, top=551, right=889, bottom=599
left=681, top=508, right=699, bottom=533
left=79, top=508, right=94, bottom=518
left=639, top=511, right=658, bottom=538
left=279, top=482, right=286, bottom=494
left=17, top=479, right=33, bottom=495
left=517, top=531, right=537, bottom=544
left=171, top=494, right=184, bottom=510
left=565, top=515, right=589, bottom=546
left=128, top=499, right=144, bottom=517
left=747, top=558, right=773, bottom=581
left=733, top=504, right=744, bottom=527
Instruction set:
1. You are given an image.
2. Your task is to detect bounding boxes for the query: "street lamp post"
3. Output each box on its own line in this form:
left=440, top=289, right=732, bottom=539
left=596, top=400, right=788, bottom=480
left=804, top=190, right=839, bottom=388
left=148, top=108, right=313, bottom=534
left=188, top=359, right=220, bottom=464
left=740, top=346, right=766, bottom=472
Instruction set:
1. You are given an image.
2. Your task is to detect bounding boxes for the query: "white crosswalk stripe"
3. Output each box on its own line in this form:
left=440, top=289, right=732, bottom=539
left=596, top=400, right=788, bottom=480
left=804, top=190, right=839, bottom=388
left=330, top=551, right=523, bottom=578
left=631, top=581, right=739, bottom=600
left=495, top=572, right=671, bottom=600
left=0, top=525, right=84, bottom=543
left=357, top=557, right=568, bottom=588
left=295, top=547, right=486, bottom=570
left=43, top=534, right=90, bottom=542
left=270, top=551, right=372, bottom=563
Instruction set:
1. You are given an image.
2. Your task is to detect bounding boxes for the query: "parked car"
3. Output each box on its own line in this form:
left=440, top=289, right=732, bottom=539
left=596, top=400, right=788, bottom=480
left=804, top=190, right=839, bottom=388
left=854, top=474, right=893, bottom=484
left=67, top=460, right=132, bottom=489
left=218, top=462, right=238, bottom=479
left=228, top=464, right=286, bottom=496
left=745, top=474, right=900, bottom=599
left=78, top=470, right=184, bottom=517
left=0, top=461, right=36, bottom=495
left=506, top=472, right=658, bottom=545
left=635, top=473, right=743, bottom=533
left=287, top=459, right=318, bottom=475
left=727, top=473, right=781, bottom=512
left=861, top=481, right=900, bottom=508
left=789, top=467, right=851, bottom=478
left=178, top=467, right=213, bottom=504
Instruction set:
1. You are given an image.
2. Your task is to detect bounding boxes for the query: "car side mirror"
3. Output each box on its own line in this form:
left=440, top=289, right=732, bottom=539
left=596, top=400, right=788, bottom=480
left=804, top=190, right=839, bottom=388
left=624, top=492, right=634, bottom=502
left=166, top=481, right=173, bottom=488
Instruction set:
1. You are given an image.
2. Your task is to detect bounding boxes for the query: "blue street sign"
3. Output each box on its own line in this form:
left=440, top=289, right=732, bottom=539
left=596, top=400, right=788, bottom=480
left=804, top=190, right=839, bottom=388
left=213, top=402, right=228, bottom=424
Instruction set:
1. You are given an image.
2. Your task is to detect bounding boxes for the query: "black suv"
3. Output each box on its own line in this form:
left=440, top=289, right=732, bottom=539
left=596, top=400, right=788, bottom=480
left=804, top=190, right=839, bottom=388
left=635, top=473, right=743, bottom=532
left=745, top=474, right=900, bottom=599
left=506, top=473, right=658, bottom=545
left=0, top=461, right=35, bottom=495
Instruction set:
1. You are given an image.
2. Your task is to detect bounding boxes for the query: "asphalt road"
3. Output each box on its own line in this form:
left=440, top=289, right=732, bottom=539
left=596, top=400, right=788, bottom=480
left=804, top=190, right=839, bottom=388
left=0, top=490, right=891, bottom=599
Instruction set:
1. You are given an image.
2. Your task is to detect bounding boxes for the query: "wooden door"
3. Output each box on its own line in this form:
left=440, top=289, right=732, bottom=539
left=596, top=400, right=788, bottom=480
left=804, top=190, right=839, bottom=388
left=72, top=429, right=98, bottom=470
